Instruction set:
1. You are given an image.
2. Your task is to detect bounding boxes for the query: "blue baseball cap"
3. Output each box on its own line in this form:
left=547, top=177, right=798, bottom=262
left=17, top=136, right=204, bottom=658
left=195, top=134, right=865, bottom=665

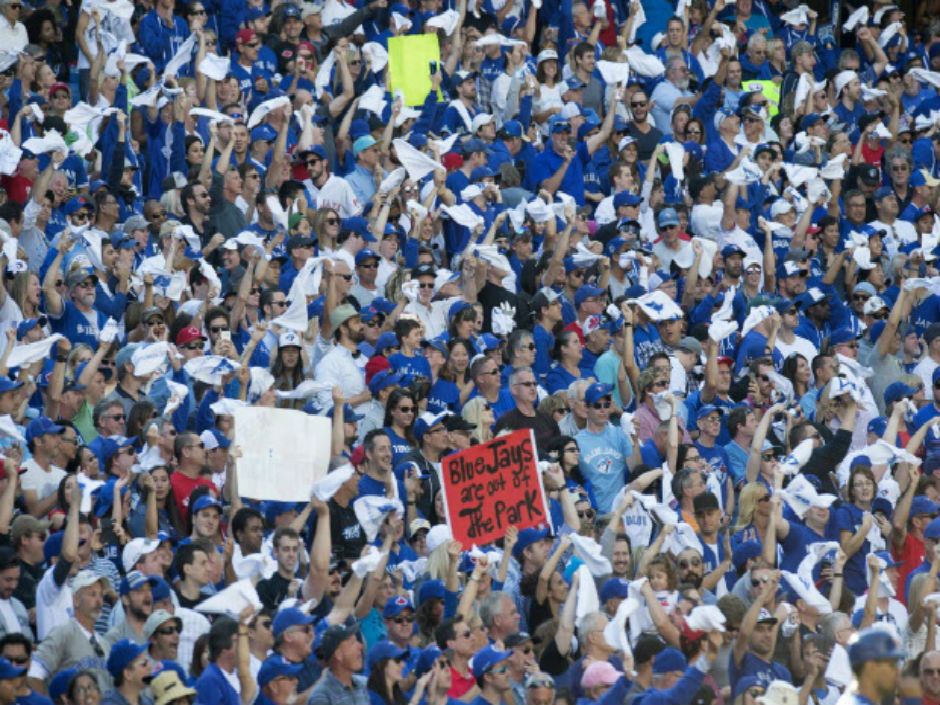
left=462, top=138, right=488, bottom=155
left=15, top=317, right=46, bottom=340
left=414, top=412, right=448, bottom=441
left=732, top=676, right=763, bottom=700
left=867, top=417, right=887, bottom=437
left=383, top=595, right=415, bottom=618
left=421, top=336, right=448, bottom=355
left=25, top=416, right=63, bottom=444
left=549, top=117, right=571, bottom=134
left=258, top=656, right=303, bottom=688
left=614, top=191, right=642, bottom=208
left=652, top=647, right=687, bottom=674
left=721, top=245, right=746, bottom=259
left=107, top=639, right=149, bottom=678
left=911, top=496, right=940, bottom=517
left=696, top=405, right=723, bottom=422
left=417, top=579, right=445, bottom=605
left=327, top=403, right=364, bottom=422
left=341, top=216, right=376, bottom=242
left=868, top=321, right=887, bottom=343
left=574, top=285, right=605, bottom=308
left=501, top=120, right=524, bottom=138
left=777, top=260, right=804, bottom=279
left=0, top=378, right=22, bottom=395
left=478, top=333, right=501, bottom=352
left=250, top=125, right=277, bottom=143
left=355, top=248, right=379, bottom=265
left=925, top=517, right=940, bottom=539
left=884, top=381, right=917, bottom=405
left=657, top=208, right=680, bottom=228
left=584, top=382, right=614, bottom=405
left=848, top=629, right=906, bottom=666
left=64, top=196, right=92, bottom=216
left=414, top=646, right=443, bottom=679
left=830, top=328, right=859, bottom=346
left=48, top=668, right=77, bottom=700
left=191, top=495, right=222, bottom=515
left=512, top=526, right=549, bottom=559
left=370, top=297, right=396, bottom=315
left=369, top=370, right=402, bottom=395
left=367, top=640, right=410, bottom=670
left=599, top=578, right=630, bottom=602
left=375, top=331, right=400, bottom=354
left=151, top=578, right=172, bottom=602
left=353, top=135, right=378, bottom=156
left=471, top=645, right=511, bottom=679
left=732, top=540, right=762, bottom=571
left=470, top=166, right=496, bottom=182
left=272, top=608, right=317, bottom=638
left=120, top=570, right=158, bottom=596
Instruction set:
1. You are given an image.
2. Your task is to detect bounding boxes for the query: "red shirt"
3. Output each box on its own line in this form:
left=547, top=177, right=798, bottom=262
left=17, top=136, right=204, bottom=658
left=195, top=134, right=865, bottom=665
left=448, top=666, right=476, bottom=699
left=893, top=531, right=925, bottom=605
left=170, top=471, right=215, bottom=521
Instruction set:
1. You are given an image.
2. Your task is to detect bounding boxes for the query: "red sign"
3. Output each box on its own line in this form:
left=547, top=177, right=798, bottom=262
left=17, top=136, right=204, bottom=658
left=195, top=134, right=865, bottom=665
left=440, top=429, right=550, bottom=546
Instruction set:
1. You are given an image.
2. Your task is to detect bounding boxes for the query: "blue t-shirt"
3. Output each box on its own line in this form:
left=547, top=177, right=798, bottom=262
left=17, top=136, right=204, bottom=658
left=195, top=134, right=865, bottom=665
left=388, top=352, right=432, bottom=380
left=728, top=652, right=792, bottom=689
left=195, top=664, right=240, bottom=705
left=384, top=428, right=414, bottom=467
left=575, top=424, right=633, bottom=512
left=48, top=300, right=108, bottom=350
left=427, top=379, right=460, bottom=414
left=830, top=503, right=870, bottom=595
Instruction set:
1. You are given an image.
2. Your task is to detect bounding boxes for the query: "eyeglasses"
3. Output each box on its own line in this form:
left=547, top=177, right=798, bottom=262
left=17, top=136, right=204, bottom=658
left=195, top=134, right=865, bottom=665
left=678, top=557, right=702, bottom=569
left=156, top=625, right=180, bottom=635
left=891, top=165, right=909, bottom=172
left=393, top=615, right=415, bottom=624
left=591, top=401, right=611, bottom=409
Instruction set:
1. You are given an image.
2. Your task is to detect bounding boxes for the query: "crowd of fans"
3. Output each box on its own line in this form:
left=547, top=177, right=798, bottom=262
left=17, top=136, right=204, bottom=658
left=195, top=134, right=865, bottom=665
left=0, top=0, right=938, bottom=703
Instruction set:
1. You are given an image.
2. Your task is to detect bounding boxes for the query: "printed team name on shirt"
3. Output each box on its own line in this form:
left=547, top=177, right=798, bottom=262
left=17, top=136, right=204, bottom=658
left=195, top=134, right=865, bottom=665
left=581, top=447, right=617, bottom=474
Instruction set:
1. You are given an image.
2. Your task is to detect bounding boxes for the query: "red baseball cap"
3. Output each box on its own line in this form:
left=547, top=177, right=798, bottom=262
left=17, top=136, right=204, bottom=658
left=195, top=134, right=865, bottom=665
left=176, top=326, right=207, bottom=346
left=235, top=28, right=257, bottom=44
left=716, top=356, right=734, bottom=367
left=49, top=82, right=70, bottom=97
left=297, top=41, right=315, bottom=54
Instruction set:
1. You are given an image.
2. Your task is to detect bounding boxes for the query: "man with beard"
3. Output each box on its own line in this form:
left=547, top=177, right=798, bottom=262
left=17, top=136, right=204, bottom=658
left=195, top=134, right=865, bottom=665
left=315, top=305, right=370, bottom=413
left=402, top=413, right=449, bottom=523
left=731, top=575, right=791, bottom=687
left=650, top=58, right=695, bottom=135
left=256, top=529, right=304, bottom=611
left=720, top=246, right=745, bottom=288
left=328, top=404, right=362, bottom=460
left=179, top=182, right=221, bottom=252
left=104, top=571, right=157, bottom=644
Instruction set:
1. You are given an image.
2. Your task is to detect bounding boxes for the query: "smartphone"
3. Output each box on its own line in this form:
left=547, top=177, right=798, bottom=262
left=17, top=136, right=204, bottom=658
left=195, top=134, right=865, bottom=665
left=429, top=61, right=439, bottom=74
left=220, top=331, right=232, bottom=342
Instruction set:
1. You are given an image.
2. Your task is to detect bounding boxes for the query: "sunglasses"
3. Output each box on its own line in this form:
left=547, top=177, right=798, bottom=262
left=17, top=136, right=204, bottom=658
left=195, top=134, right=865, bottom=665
left=325, top=217, right=338, bottom=224
left=210, top=326, right=229, bottom=334
left=577, top=508, right=595, bottom=520
left=182, top=343, right=203, bottom=351
left=591, top=401, right=611, bottom=409
left=156, top=625, right=180, bottom=635
left=393, top=616, right=415, bottom=624
left=418, top=282, right=435, bottom=289
left=630, top=101, right=647, bottom=108
left=396, top=406, right=415, bottom=413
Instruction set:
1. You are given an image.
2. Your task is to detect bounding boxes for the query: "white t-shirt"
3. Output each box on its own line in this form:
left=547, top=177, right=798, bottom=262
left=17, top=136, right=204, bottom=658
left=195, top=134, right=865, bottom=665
left=20, top=459, right=66, bottom=502
left=775, top=335, right=819, bottom=371
left=316, top=175, right=363, bottom=217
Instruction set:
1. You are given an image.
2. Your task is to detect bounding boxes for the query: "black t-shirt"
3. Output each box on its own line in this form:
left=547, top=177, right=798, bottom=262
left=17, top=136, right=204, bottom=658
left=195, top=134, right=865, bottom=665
left=328, top=499, right=367, bottom=560
left=492, top=409, right=560, bottom=456
left=626, top=122, right=663, bottom=161
left=175, top=588, right=203, bottom=610
left=257, top=572, right=294, bottom=611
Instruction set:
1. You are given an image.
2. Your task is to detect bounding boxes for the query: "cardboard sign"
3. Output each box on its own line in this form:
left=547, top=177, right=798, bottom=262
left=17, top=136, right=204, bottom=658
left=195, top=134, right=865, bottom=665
left=440, top=429, right=550, bottom=546
left=233, top=407, right=331, bottom=501
left=387, top=34, right=443, bottom=107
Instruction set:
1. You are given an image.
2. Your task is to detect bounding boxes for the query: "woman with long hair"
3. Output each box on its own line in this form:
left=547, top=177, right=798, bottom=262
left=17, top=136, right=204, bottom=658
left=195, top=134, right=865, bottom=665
left=272, top=331, right=305, bottom=410
left=433, top=339, right=474, bottom=411
left=545, top=436, right=585, bottom=488
left=128, top=463, right=185, bottom=541
left=11, top=270, right=42, bottom=320
left=834, top=464, right=881, bottom=595
left=781, top=354, right=812, bottom=408
left=533, top=49, right=564, bottom=133
left=545, top=330, right=583, bottom=394
left=312, top=208, right=341, bottom=254
left=366, top=643, right=410, bottom=705
left=126, top=400, right=156, bottom=446
left=732, top=483, right=775, bottom=546
left=530, top=535, right=571, bottom=633
left=461, top=397, right=494, bottom=444
left=383, top=389, right=417, bottom=465
left=66, top=669, right=102, bottom=705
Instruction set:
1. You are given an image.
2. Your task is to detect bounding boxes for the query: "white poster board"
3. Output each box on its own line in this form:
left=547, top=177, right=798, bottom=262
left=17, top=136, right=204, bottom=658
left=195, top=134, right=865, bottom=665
left=234, top=407, right=331, bottom=501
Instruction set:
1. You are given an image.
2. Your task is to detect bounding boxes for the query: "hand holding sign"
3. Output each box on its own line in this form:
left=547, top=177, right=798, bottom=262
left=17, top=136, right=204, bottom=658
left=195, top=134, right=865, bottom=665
left=439, top=429, right=550, bottom=546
